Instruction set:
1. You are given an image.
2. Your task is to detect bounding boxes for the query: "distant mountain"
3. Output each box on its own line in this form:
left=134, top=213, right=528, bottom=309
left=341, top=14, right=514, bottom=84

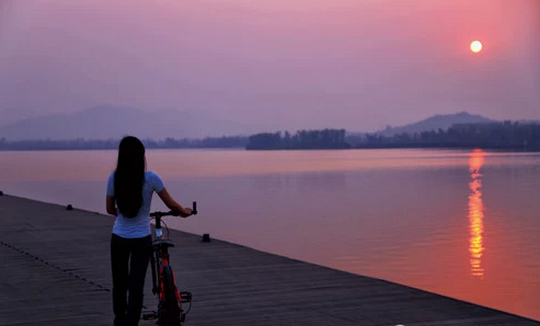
left=0, top=106, right=261, bottom=140
left=376, top=112, right=496, bottom=137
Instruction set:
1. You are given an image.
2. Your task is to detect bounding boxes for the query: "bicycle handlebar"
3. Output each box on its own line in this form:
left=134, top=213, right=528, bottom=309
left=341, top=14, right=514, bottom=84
left=151, top=201, right=198, bottom=218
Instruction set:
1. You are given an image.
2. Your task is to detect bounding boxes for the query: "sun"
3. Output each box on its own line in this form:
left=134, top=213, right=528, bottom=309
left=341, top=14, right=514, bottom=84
left=470, top=40, right=483, bottom=53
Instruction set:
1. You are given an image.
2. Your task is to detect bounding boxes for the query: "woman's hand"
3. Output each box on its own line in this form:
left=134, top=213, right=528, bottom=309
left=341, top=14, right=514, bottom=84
left=179, top=207, right=193, bottom=218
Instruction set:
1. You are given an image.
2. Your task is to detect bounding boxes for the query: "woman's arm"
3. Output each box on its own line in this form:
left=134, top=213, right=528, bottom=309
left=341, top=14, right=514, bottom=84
left=157, top=188, right=192, bottom=217
left=106, top=196, right=117, bottom=216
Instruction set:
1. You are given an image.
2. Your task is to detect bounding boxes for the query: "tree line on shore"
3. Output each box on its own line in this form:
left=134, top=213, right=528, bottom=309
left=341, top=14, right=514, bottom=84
left=246, top=122, right=540, bottom=151
left=246, top=129, right=349, bottom=150
left=353, top=121, right=540, bottom=150
left=1, top=121, right=539, bottom=151
left=0, top=136, right=248, bottom=151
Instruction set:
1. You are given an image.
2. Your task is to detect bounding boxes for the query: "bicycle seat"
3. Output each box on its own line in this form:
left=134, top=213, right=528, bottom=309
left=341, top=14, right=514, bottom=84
left=152, top=239, right=175, bottom=248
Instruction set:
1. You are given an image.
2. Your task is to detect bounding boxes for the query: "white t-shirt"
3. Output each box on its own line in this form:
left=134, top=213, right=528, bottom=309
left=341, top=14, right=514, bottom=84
left=107, top=171, right=165, bottom=238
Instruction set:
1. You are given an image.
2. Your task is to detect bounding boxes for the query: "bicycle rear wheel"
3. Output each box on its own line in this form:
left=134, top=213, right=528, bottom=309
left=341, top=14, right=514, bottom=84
left=159, top=265, right=181, bottom=326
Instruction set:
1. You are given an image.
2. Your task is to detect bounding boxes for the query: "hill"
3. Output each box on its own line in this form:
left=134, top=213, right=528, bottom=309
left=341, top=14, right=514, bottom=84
left=376, top=112, right=496, bottom=137
left=0, top=106, right=260, bottom=140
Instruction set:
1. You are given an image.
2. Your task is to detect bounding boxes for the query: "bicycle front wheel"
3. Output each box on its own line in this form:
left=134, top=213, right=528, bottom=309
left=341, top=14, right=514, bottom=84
left=159, top=265, right=181, bottom=326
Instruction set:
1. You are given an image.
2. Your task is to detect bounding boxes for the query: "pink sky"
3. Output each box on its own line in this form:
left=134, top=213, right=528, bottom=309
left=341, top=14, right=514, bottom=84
left=0, top=0, right=539, bottom=132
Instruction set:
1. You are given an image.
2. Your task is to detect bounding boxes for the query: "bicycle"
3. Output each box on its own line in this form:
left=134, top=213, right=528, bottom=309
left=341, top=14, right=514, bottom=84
left=142, top=202, right=198, bottom=325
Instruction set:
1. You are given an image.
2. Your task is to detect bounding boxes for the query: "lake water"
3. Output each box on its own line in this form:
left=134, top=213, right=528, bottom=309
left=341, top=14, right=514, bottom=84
left=1, top=148, right=539, bottom=321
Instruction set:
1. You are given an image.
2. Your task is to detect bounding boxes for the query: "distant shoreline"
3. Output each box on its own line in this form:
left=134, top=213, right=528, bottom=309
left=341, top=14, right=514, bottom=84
left=245, top=123, right=540, bottom=151
left=2, top=121, right=539, bottom=152
left=0, top=136, right=248, bottom=151
left=1, top=144, right=538, bottom=152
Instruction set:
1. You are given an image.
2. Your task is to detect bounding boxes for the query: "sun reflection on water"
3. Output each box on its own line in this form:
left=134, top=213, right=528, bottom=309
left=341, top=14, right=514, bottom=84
left=468, top=149, right=486, bottom=278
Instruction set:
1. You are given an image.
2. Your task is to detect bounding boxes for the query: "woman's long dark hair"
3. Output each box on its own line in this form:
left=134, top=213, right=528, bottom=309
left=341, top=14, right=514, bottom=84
left=114, top=136, right=146, bottom=218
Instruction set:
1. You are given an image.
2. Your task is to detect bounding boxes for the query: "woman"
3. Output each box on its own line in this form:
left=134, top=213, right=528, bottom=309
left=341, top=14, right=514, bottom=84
left=106, top=136, right=192, bottom=326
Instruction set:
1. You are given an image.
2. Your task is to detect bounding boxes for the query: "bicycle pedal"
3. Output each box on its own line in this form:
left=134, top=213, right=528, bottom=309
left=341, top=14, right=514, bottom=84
left=180, top=291, right=192, bottom=302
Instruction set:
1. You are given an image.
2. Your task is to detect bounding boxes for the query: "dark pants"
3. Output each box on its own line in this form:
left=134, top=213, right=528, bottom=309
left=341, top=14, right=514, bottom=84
left=111, top=234, right=152, bottom=326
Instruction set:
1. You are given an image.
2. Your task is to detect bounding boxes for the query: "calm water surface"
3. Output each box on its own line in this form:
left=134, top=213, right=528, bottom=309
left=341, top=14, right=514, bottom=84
left=1, top=148, right=539, bottom=320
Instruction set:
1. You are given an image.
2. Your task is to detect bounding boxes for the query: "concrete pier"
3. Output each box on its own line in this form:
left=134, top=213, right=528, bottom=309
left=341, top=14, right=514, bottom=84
left=0, top=194, right=538, bottom=326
